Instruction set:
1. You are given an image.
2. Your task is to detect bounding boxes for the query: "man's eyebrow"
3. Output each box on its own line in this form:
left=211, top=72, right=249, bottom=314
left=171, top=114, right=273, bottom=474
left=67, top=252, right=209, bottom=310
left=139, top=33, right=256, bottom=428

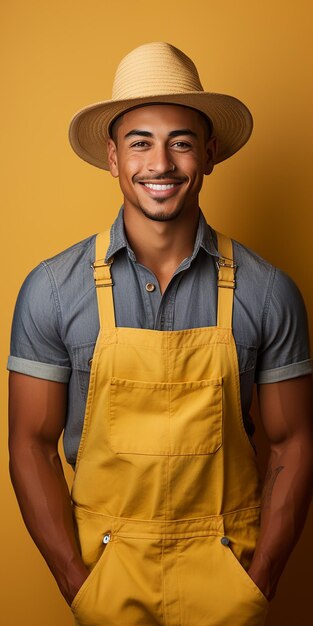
left=168, top=129, right=197, bottom=138
left=124, top=129, right=198, bottom=140
left=124, top=130, right=153, bottom=139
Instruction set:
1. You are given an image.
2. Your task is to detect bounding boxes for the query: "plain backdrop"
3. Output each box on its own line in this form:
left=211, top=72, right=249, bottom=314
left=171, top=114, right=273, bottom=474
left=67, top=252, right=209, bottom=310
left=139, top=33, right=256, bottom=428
left=1, top=1, right=312, bottom=624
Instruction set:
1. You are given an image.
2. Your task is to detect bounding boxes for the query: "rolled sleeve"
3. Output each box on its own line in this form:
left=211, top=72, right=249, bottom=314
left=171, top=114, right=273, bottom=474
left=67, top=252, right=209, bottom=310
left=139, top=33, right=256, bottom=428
left=7, top=356, right=71, bottom=382
left=7, top=263, right=71, bottom=381
left=256, top=359, right=313, bottom=384
left=255, top=268, right=313, bottom=383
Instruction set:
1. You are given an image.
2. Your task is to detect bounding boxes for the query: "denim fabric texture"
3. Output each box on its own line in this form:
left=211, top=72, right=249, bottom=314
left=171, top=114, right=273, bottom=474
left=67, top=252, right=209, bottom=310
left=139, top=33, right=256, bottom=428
left=8, top=207, right=312, bottom=465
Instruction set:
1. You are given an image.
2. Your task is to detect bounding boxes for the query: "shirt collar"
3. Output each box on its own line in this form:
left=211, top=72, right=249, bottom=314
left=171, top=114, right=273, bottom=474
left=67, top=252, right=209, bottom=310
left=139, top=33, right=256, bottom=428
left=105, top=205, right=219, bottom=264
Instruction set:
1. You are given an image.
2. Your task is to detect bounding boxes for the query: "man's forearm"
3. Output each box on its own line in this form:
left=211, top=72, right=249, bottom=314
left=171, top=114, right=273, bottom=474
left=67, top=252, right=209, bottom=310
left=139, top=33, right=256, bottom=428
left=9, top=439, right=88, bottom=604
left=248, top=434, right=313, bottom=599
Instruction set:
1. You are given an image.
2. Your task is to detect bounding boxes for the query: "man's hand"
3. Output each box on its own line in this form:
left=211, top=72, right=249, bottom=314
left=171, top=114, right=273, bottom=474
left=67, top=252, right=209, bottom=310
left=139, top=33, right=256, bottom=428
left=248, top=554, right=272, bottom=601
left=61, top=558, right=89, bottom=606
left=248, top=375, right=313, bottom=601
left=8, top=372, right=89, bottom=605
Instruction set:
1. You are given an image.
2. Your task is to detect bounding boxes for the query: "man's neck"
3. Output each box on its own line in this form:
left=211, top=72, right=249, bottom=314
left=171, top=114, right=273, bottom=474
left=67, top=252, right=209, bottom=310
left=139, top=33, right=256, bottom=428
left=123, top=204, right=200, bottom=293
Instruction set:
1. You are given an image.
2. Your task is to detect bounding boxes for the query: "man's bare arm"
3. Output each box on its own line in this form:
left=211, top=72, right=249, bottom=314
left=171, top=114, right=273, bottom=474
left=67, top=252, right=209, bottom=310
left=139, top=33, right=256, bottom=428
left=248, top=374, right=313, bottom=600
left=8, top=372, right=88, bottom=605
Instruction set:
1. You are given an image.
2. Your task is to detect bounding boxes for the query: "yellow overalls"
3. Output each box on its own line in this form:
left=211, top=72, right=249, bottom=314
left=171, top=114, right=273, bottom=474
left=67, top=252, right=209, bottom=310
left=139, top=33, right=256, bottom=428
left=70, top=230, right=269, bottom=626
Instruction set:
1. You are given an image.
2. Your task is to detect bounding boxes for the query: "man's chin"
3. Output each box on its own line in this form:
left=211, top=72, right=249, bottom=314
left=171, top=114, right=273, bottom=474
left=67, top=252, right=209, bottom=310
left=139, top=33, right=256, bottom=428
left=139, top=203, right=184, bottom=222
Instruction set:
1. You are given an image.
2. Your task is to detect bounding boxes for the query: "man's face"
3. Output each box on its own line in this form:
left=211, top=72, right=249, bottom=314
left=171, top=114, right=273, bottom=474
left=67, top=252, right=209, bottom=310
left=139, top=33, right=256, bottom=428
left=107, top=104, right=216, bottom=222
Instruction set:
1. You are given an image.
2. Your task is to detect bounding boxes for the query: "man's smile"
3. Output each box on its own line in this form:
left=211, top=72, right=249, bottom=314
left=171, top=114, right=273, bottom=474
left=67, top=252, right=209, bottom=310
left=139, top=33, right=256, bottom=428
left=135, top=177, right=186, bottom=199
left=143, top=183, right=176, bottom=190
left=138, top=180, right=184, bottom=199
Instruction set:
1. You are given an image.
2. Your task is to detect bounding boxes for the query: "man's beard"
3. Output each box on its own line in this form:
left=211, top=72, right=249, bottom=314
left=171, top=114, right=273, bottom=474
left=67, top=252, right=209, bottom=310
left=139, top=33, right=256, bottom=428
left=138, top=199, right=185, bottom=222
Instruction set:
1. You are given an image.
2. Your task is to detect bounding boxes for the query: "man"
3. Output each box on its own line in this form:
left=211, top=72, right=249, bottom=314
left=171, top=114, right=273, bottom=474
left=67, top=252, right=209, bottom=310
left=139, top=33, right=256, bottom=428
left=8, top=42, right=313, bottom=626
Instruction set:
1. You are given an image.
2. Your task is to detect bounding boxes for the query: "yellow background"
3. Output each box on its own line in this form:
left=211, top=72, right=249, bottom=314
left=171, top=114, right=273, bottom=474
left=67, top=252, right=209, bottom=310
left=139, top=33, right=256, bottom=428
left=1, top=1, right=312, bottom=623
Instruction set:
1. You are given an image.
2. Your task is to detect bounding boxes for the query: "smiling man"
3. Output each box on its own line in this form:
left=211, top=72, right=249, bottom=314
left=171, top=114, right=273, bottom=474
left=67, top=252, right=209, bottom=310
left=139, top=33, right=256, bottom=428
left=8, top=42, right=313, bottom=626
left=107, top=104, right=216, bottom=293
left=109, top=105, right=213, bottom=219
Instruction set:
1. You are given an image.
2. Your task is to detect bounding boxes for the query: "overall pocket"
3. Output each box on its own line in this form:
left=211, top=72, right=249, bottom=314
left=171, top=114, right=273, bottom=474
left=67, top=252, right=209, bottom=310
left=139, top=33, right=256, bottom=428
left=221, top=538, right=269, bottom=606
left=109, top=376, right=223, bottom=455
left=71, top=531, right=113, bottom=615
left=176, top=534, right=268, bottom=626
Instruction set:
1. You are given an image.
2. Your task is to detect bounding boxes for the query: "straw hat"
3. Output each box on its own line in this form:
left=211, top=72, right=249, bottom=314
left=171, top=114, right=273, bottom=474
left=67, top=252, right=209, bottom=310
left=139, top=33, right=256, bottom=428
left=69, top=42, right=253, bottom=170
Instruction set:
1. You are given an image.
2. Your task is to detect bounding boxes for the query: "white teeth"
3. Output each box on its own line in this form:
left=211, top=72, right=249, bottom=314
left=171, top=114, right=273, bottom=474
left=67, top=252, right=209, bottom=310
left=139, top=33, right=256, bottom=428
left=144, top=183, right=175, bottom=190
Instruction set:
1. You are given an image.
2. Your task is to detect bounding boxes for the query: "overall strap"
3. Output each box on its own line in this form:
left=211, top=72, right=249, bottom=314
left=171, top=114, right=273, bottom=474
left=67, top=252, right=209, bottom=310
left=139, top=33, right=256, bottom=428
left=216, top=231, right=237, bottom=329
left=92, top=230, right=116, bottom=329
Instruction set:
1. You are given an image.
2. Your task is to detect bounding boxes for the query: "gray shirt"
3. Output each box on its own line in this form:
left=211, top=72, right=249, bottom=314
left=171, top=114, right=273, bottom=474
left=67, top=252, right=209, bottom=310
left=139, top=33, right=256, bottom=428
left=7, top=207, right=312, bottom=466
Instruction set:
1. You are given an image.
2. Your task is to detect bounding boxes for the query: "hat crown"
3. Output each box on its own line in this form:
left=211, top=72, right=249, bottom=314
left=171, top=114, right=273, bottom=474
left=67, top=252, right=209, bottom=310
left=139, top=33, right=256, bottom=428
left=112, top=42, right=204, bottom=100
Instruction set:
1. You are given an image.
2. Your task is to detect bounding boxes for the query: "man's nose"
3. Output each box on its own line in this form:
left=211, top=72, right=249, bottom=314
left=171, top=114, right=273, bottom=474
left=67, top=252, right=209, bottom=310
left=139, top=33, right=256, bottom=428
left=147, top=145, right=174, bottom=175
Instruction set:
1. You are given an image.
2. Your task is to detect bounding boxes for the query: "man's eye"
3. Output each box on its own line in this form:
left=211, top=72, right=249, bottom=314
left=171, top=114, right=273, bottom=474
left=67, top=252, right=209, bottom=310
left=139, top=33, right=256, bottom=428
left=172, top=141, right=191, bottom=149
left=131, top=141, right=149, bottom=148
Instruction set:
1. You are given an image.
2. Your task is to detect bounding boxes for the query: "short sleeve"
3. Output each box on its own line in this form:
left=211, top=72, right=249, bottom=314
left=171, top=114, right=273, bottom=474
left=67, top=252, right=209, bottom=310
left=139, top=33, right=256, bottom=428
left=255, top=268, right=312, bottom=383
left=7, top=263, right=71, bottom=382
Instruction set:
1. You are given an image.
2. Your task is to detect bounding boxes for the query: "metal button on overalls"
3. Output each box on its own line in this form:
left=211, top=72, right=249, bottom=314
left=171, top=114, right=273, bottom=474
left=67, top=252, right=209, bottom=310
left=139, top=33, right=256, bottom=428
left=70, top=230, right=269, bottom=626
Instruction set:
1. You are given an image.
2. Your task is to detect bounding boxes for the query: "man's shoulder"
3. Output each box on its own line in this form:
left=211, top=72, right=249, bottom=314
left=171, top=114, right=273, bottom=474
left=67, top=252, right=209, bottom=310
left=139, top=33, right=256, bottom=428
left=16, top=234, right=98, bottom=310
left=231, top=237, right=273, bottom=273
left=231, top=236, right=280, bottom=291
left=42, top=233, right=97, bottom=275
left=208, top=227, right=277, bottom=295
left=207, top=220, right=274, bottom=278
left=229, top=235, right=305, bottom=318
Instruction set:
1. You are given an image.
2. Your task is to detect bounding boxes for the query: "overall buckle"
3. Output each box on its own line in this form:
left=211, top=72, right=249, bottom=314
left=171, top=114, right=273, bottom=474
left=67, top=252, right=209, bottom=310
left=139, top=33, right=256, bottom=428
left=216, top=257, right=237, bottom=289
left=91, top=257, right=114, bottom=287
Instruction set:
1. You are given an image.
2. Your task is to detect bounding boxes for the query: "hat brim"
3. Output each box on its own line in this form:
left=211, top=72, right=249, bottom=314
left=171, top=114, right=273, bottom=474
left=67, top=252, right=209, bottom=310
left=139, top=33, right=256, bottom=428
left=68, top=92, right=253, bottom=170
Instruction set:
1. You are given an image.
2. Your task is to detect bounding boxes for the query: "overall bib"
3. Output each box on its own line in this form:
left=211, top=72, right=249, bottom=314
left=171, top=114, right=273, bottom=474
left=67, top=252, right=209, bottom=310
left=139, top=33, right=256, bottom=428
left=70, top=230, right=269, bottom=626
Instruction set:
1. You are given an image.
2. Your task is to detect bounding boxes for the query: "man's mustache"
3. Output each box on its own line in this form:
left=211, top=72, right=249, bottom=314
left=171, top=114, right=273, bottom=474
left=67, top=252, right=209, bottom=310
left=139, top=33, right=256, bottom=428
left=133, top=175, right=187, bottom=183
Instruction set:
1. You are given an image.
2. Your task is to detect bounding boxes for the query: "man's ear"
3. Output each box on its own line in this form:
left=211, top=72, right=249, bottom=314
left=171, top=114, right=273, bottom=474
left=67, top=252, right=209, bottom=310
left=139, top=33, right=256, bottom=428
left=107, top=139, right=119, bottom=177
left=204, top=136, right=217, bottom=176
